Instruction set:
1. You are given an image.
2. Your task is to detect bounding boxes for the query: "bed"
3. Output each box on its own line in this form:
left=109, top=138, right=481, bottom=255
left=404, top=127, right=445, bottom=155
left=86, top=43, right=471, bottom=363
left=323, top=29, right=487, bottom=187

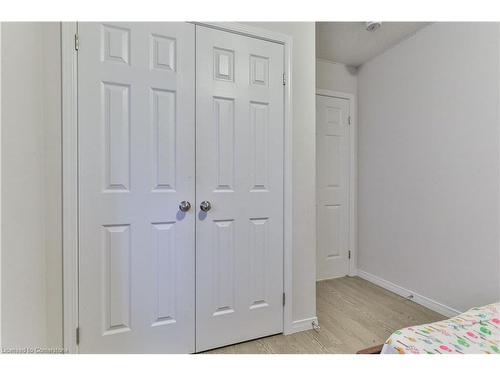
left=381, top=302, right=499, bottom=354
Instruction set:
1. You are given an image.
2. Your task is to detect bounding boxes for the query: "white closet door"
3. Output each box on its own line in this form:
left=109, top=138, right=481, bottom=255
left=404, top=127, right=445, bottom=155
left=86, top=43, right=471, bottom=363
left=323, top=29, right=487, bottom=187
left=316, top=94, right=350, bottom=280
left=78, top=22, right=195, bottom=353
left=195, top=26, right=285, bottom=351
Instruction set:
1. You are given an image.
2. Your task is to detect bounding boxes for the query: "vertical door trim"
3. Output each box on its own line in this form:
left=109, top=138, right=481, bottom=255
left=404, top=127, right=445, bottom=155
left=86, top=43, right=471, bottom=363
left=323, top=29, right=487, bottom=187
left=61, top=21, right=79, bottom=353
left=61, top=21, right=295, bottom=352
left=315, top=89, right=357, bottom=277
left=0, top=21, right=3, bottom=349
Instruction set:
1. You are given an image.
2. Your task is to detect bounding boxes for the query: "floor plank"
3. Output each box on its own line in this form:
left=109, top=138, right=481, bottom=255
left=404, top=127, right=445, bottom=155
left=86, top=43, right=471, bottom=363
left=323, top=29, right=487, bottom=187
left=206, top=276, right=444, bottom=354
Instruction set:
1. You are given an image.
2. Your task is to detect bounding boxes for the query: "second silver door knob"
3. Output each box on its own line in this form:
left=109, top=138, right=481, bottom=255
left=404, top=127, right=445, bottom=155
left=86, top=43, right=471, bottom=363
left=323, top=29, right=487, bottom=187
left=200, top=201, right=212, bottom=212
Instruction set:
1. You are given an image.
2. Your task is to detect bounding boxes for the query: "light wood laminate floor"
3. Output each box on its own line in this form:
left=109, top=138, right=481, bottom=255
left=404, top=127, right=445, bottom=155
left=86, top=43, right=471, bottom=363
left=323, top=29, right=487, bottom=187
left=206, top=276, right=444, bottom=354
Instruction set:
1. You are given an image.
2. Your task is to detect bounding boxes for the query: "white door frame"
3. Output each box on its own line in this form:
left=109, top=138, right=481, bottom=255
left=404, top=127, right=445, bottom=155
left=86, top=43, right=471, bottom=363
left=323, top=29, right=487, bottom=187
left=62, top=22, right=294, bottom=353
left=0, top=22, right=3, bottom=348
left=316, top=89, right=357, bottom=278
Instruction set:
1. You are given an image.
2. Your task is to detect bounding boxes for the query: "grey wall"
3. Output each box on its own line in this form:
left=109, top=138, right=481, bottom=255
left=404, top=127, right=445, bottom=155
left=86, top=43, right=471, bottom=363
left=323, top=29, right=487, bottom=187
left=357, top=22, right=500, bottom=312
left=42, top=23, right=63, bottom=348
left=316, top=58, right=357, bottom=95
left=1, top=22, right=62, bottom=348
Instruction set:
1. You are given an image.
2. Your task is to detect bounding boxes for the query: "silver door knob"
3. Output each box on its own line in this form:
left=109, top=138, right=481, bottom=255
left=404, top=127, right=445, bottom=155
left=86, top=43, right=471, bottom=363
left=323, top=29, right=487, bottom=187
left=200, top=201, right=212, bottom=212
left=179, top=201, right=191, bottom=212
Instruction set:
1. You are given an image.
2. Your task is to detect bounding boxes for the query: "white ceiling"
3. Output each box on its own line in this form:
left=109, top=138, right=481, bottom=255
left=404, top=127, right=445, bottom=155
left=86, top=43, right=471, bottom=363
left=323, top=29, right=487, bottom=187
left=316, top=22, right=430, bottom=67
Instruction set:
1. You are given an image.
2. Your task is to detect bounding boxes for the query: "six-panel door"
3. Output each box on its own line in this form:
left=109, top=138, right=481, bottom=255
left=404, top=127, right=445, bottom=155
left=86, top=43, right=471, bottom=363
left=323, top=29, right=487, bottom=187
left=316, top=95, right=350, bottom=280
left=78, top=22, right=195, bottom=353
left=77, top=22, right=285, bottom=353
left=195, top=26, right=285, bottom=352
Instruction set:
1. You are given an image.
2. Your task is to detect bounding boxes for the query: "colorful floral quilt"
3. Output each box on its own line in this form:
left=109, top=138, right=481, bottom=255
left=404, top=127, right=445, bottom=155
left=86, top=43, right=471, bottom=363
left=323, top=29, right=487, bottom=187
left=381, top=303, right=499, bottom=354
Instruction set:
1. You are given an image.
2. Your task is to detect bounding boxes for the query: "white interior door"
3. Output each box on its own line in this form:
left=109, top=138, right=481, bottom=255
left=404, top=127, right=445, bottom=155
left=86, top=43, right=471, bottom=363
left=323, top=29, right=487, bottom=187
left=195, top=26, right=285, bottom=351
left=316, top=94, right=350, bottom=280
left=78, top=22, right=195, bottom=353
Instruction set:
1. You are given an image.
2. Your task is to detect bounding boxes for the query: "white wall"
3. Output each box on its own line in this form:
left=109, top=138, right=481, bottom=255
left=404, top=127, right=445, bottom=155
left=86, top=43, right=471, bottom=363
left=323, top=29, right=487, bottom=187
left=243, top=22, right=317, bottom=326
left=316, top=58, right=357, bottom=95
left=1, top=22, right=62, bottom=349
left=357, top=23, right=500, bottom=313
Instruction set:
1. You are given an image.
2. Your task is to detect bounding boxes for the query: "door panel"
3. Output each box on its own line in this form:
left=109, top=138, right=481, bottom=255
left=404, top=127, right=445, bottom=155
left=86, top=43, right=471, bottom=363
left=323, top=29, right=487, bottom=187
left=78, top=22, right=195, bottom=353
left=195, top=26, right=284, bottom=352
left=316, top=95, right=350, bottom=280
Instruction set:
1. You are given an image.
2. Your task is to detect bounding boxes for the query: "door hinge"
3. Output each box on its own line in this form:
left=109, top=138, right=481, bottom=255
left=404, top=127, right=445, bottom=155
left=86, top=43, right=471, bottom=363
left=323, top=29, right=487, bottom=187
left=76, top=327, right=80, bottom=345
left=74, top=34, right=80, bottom=51
left=282, top=73, right=286, bottom=86
left=348, top=250, right=351, bottom=260
left=348, top=116, right=351, bottom=125
left=282, top=292, right=286, bottom=306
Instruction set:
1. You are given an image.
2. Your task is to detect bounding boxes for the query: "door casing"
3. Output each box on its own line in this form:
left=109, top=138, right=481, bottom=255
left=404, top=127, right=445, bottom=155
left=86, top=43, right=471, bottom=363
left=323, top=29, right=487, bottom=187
left=61, top=21, right=294, bottom=353
left=315, top=89, right=357, bottom=281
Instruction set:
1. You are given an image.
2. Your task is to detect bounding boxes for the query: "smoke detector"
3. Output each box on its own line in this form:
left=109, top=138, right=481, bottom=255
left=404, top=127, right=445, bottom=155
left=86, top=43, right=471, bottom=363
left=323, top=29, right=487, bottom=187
left=365, top=22, right=382, bottom=32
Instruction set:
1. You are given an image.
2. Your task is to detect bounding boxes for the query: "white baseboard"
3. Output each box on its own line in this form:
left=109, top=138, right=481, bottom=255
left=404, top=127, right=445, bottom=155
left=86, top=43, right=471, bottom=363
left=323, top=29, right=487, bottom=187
left=285, top=316, right=318, bottom=335
left=316, top=269, right=358, bottom=282
left=357, top=269, right=462, bottom=318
